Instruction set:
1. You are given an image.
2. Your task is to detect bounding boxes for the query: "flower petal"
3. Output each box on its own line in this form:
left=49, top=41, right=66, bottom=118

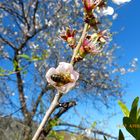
left=46, top=68, right=57, bottom=85
left=56, top=62, right=73, bottom=73
left=56, top=82, right=76, bottom=93
left=71, top=71, right=79, bottom=81
left=46, top=62, right=79, bottom=94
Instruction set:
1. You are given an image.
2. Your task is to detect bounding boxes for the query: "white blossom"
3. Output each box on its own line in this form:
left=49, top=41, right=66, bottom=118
left=120, top=68, right=126, bottom=75
left=134, top=58, right=138, bottom=62
left=11, top=92, right=15, bottom=96
left=113, top=13, right=118, bottom=20
left=34, top=62, right=38, bottom=67
left=101, top=6, right=114, bottom=16
left=85, top=128, right=92, bottom=137
left=45, top=19, right=53, bottom=27
left=97, top=6, right=114, bottom=16
left=24, top=95, right=28, bottom=99
left=46, top=62, right=79, bottom=93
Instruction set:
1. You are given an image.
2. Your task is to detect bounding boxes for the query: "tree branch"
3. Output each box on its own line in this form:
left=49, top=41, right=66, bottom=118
left=31, top=84, right=49, bottom=117
left=32, top=22, right=88, bottom=140
left=16, top=1, right=62, bottom=51
left=18, top=0, right=30, bottom=30
left=32, top=0, right=39, bottom=30
left=0, top=35, right=16, bottom=50
left=0, top=3, right=25, bottom=24
left=70, top=23, right=89, bottom=65
left=39, top=101, right=77, bottom=139
left=14, top=51, right=28, bottom=118
left=32, top=92, right=63, bottom=140
left=59, top=122, right=117, bottom=140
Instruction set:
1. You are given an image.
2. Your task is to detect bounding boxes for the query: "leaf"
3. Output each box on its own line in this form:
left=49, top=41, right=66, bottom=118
left=0, top=67, right=5, bottom=73
left=118, top=129, right=125, bottom=140
left=31, top=55, right=42, bottom=61
left=103, top=136, right=107, bottom=140
left=118, top=100, right=129, bottom=117
left=18, top=54, right=30, bottom=60
left=17, top=67, right=23, bottom=71
left=22, top=71, right=27, bottom=75
left=129, top=97, right=139, bottom=122
left=8, top=71, right=14, bottom=75
left=13, top=60, right=18, bottom=71
left=123, top=117, right=137, bottom=139
left=49, top=119, right=59, bottom=127
left=136, top=116, right=140, bottom=140
left=137, top=108, right=140, bottom=119
left=91, top=121, right=97, bottom=128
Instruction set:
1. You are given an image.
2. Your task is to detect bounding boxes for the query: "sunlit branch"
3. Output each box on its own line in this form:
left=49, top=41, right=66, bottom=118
left=70, top=23, right=89, bottom=65
left=0, top=102, right=26, bottom=118
left=59, top=122, right=117, bottom=140
left=39, top=101, right=77, bottom=138
left=32, top=92, right=63, bottom=140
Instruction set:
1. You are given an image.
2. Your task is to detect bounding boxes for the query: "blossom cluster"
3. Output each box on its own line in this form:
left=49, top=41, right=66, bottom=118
left=46, top=0, right=132, bottom=94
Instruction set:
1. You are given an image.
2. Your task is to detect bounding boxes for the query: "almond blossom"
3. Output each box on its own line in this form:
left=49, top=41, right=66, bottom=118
left=80, top=38, right=102, bottom=55
left=46, top=62, right=79, bottom=93
left=96, top=6, right=114, bottom=16
left=82, top=0, right=102, bottom=11
left=90, top=30, right=110, bottom=43
left=74, top=30, right=109, bottom=62
left=60, top=27, right=76, bottom=48
left=99, top=6, right=114, bottom=16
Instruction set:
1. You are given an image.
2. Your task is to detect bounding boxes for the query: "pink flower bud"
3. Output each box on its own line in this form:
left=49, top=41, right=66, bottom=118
left=82, top=0, right=102, bottom=11
left=81, top=38, right=102, bottom=54
left=60, top=27, right=76, bottom=49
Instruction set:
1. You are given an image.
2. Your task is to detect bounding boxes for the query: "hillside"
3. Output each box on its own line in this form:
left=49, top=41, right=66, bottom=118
left=0, top=117, right=96, bottom=140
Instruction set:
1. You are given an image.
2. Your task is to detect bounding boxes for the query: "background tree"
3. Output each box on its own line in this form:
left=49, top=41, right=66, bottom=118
left=0, top=0, right=137, bottom=140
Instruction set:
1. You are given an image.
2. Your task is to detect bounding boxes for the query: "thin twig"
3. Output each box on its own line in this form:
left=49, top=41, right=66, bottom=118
left=59, top=122, right=117, bottom=139
left=0, top=35, right=16, bottom=50
left=32, top=92, right=63, bottom=140
left=39, top=101, right=77, bottom=138
left=70, top=23, right=88, bottom=65
left=0, top=102, right=26, bottom=118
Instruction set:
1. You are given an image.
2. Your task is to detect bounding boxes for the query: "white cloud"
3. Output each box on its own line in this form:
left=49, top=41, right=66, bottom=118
left=112, top=0, right=131, bottom=5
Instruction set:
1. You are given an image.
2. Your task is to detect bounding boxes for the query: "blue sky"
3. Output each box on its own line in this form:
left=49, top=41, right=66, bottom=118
left=112, top=0, right=140, bottom=103
left=92, top=0, right=140, bottom=139
left=62, top=1, right=140, bottom=139
left=99, top=0, right=140, bottom=139
left=112, top=0, right=140, bottom=138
